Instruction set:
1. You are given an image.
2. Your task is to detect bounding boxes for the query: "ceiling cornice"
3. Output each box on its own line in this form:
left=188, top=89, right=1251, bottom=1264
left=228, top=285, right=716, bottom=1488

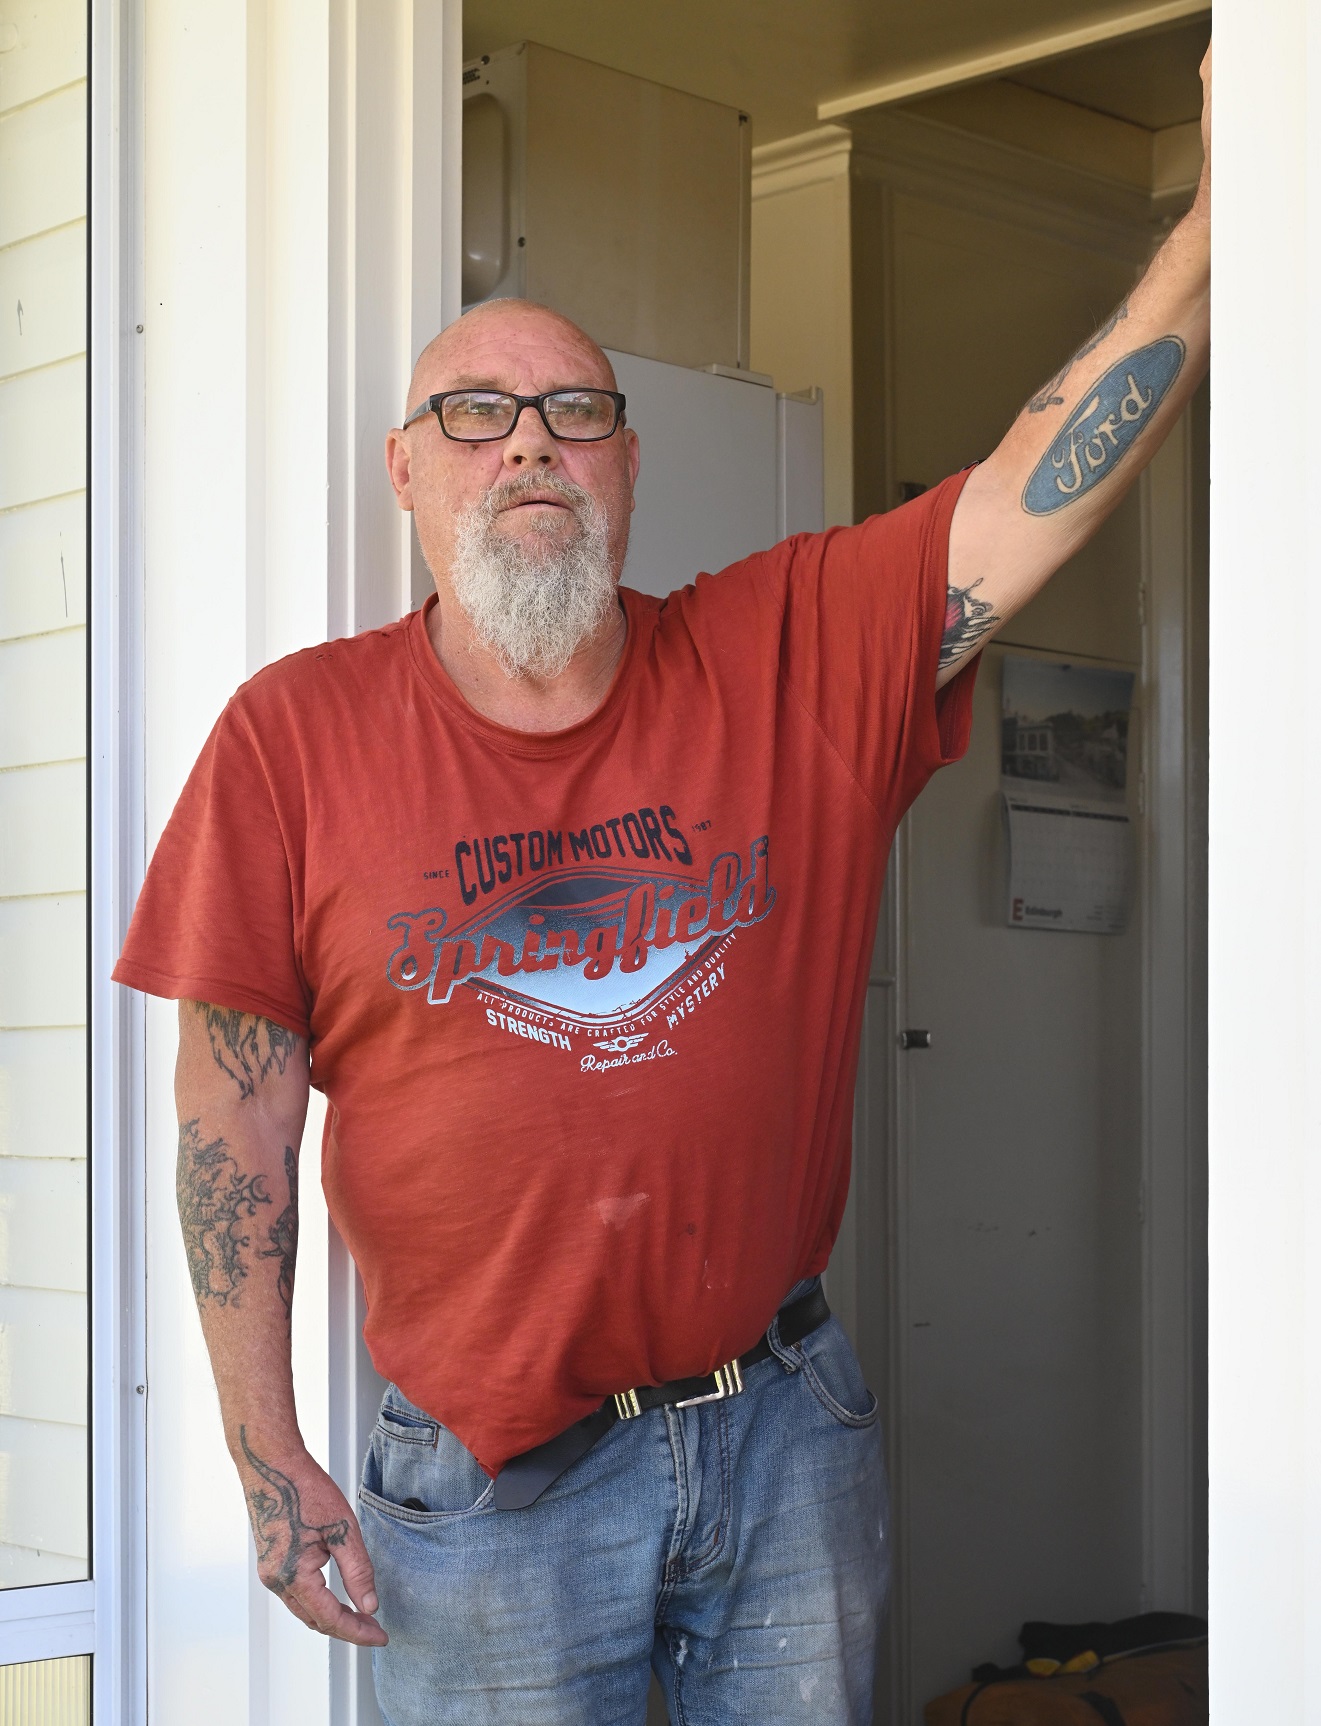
left=817, top=0, right=1210, bottom=119
left=750, top=125, right=853, bottom=197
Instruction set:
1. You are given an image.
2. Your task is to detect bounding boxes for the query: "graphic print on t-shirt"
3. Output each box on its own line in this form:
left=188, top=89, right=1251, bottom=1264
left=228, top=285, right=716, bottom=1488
left=384, top=808, right=775, bottom=1072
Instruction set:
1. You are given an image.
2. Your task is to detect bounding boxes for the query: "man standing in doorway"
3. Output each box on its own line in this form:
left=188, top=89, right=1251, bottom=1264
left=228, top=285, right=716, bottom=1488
left=114, top=50, right=1211, bottom=1726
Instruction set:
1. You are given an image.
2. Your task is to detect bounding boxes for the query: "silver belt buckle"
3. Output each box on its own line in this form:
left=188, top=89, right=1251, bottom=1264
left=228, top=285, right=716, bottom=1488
left=674, top=1358, right=744, bottom=1409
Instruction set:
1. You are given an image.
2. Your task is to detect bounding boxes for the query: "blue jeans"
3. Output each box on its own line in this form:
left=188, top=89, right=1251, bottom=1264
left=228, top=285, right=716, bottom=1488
left=358, top=1290, right=888, bottom=1725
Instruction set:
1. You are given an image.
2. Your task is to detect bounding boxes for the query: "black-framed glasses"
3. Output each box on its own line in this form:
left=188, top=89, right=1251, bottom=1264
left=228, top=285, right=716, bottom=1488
left=403, top=388, right=626, bottom=442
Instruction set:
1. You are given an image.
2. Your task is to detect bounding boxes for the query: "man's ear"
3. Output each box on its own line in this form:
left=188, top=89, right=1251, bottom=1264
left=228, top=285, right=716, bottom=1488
left=624, top=426, right=640, bottom=513
left=385, top=429, right=415, bottom=512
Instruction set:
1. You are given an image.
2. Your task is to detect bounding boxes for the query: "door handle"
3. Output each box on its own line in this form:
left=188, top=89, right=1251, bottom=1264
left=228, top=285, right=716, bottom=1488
left=899, top=1029, right=932, bottom=1050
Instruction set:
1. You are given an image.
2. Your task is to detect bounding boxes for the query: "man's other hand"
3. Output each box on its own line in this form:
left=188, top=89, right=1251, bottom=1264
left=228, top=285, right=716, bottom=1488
left=238, top=1427, right=388, bottom=1646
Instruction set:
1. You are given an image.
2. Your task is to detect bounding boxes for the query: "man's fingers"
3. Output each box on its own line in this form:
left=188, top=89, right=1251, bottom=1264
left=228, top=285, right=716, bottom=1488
left=332, top=1518, right=380, bottom=1617
left=276, top=1590, right=320, bottom=1633
left=336, top=1551, right=380, bottom=1618
left=284, top=1569, right=388, bottom=1646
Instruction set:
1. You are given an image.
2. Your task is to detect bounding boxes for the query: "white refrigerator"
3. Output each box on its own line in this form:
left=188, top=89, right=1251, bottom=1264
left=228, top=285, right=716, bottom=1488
left=606, top=349, right=825, bottom=596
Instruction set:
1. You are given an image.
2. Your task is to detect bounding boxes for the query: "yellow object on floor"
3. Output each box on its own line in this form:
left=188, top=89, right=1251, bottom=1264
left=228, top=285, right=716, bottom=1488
left=924, top=1646, right=1207, bottom=1725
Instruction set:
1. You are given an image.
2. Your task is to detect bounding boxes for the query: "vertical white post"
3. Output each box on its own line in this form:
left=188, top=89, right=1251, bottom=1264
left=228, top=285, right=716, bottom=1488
left=1208, top=1, right=1319, bottom=1718
left=323, top=3, right=463, bottom=1721
left=1140, top=411, right=1198, bottom=1614
left=90, top=0, right=148, bottom=1712
left=255, top=12, right=334, bottom=1718
left=141, top=0, right=263, bottom=1712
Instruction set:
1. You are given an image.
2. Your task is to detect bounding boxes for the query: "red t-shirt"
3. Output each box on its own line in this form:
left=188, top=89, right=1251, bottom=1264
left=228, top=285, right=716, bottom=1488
left=115, top=472, right=977, bottom=1474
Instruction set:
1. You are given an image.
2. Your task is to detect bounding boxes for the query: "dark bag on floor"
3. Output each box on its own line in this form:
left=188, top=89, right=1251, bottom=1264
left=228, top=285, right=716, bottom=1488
left=924, top=1613, right=1207, bottom=1726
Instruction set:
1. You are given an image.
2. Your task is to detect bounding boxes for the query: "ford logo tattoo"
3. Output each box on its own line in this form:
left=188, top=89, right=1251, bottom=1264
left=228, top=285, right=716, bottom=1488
left=1022, top=336, right=1186, bottom=515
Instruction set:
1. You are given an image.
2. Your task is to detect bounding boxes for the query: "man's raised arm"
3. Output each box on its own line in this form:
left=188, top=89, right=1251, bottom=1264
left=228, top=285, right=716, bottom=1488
left=175, top=999, right=386, bottom=1646
left=938, top=45, right=1212, bottom=688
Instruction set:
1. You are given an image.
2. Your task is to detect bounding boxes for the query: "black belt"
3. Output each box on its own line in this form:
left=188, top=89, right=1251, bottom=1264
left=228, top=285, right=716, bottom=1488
left=494, top=1283, right=831, bottom=1510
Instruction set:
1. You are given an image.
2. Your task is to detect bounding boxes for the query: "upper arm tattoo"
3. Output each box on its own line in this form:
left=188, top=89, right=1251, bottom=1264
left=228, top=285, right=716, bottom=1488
left=941, top=576, right=1000, bottom=672
left=1022, top=337, right=1186, bottom=516
left=1027, top=299, right=1130, bottom=414
left=194, top=1003, right=305, bottom=1099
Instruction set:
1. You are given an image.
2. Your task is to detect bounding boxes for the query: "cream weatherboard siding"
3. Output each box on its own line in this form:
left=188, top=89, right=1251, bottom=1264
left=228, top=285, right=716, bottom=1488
left=0, top=1654, right=88, bottom=1724
left=0, top=0, right=89, bottom=1590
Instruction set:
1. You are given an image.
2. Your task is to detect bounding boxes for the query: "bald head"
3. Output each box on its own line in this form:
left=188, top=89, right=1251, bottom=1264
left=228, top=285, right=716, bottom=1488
left=385, top=294, right=641, bottom=667
left=406, top=299, right=616, bottom=418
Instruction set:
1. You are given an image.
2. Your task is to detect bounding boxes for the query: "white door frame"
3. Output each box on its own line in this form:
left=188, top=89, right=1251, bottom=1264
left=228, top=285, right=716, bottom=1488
left=1207, top=3, right=1321, bottom=1719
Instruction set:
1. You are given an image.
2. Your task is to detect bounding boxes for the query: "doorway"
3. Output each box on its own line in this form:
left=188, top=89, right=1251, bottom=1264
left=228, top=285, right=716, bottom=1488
left=454, top=8, right=1210, bottom=1722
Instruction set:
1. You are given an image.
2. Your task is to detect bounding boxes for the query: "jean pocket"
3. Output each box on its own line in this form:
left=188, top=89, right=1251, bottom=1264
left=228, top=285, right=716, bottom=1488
left=360, top=1388, right=496, bottom=1523
left=376, top=1403, right=439, bottom=1447
left=795, top=1318, right=880, bottom=1428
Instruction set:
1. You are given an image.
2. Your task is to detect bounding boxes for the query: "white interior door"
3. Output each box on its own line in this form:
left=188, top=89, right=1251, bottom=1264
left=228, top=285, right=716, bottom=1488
left=899, top=640, right=1146, bottom=1709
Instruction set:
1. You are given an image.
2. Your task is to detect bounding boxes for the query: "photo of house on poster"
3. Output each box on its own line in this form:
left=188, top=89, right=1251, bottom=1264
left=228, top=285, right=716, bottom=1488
left=1000, top=655, right=1136, bottom=934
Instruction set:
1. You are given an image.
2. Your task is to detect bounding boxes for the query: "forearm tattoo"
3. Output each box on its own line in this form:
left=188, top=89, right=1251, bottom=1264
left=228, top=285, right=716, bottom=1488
left=177, top=1120, right=299, bottom=1315
left=1027, top=298, right=1129, bottom=414
left=241, top=1427, right=348, bottom=1597
left=177, top=1120, right=270, bottom=1307
left=941, top=576, right=1000, bottom=671
left=258, top=1145, right=299, bottom=1325
left=195, top=1002, right=304, bottom=1100
left=1022, top=336, right=1186, bottom=516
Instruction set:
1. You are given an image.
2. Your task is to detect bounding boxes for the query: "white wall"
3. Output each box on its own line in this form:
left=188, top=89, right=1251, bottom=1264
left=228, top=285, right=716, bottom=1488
left=1207, top=1, right=1321, bottom=1720
left=136, top=1, right=459, bottom=1719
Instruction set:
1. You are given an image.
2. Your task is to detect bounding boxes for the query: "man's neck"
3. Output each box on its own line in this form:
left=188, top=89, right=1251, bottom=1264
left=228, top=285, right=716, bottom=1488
left=423, top=592, right=629, bottom=734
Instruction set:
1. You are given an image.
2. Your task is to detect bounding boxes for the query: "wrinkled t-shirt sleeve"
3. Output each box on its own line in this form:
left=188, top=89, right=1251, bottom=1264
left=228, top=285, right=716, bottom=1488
left=112, top=700, right=311, bottom=1037
left=777, top=468, right=979, bottom=820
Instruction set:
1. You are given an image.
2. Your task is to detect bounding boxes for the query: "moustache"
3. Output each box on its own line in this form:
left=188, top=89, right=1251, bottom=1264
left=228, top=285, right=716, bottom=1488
left=480, top=471, right=599, bottom=524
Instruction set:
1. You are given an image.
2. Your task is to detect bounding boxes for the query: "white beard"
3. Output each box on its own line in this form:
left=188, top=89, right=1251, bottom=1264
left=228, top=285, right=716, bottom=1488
left=448, top=473, right=617, bottom=680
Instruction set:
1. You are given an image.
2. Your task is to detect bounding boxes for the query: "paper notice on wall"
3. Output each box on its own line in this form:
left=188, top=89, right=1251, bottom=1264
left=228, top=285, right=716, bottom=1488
left=1001, top=656, right=1136, bottom=934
